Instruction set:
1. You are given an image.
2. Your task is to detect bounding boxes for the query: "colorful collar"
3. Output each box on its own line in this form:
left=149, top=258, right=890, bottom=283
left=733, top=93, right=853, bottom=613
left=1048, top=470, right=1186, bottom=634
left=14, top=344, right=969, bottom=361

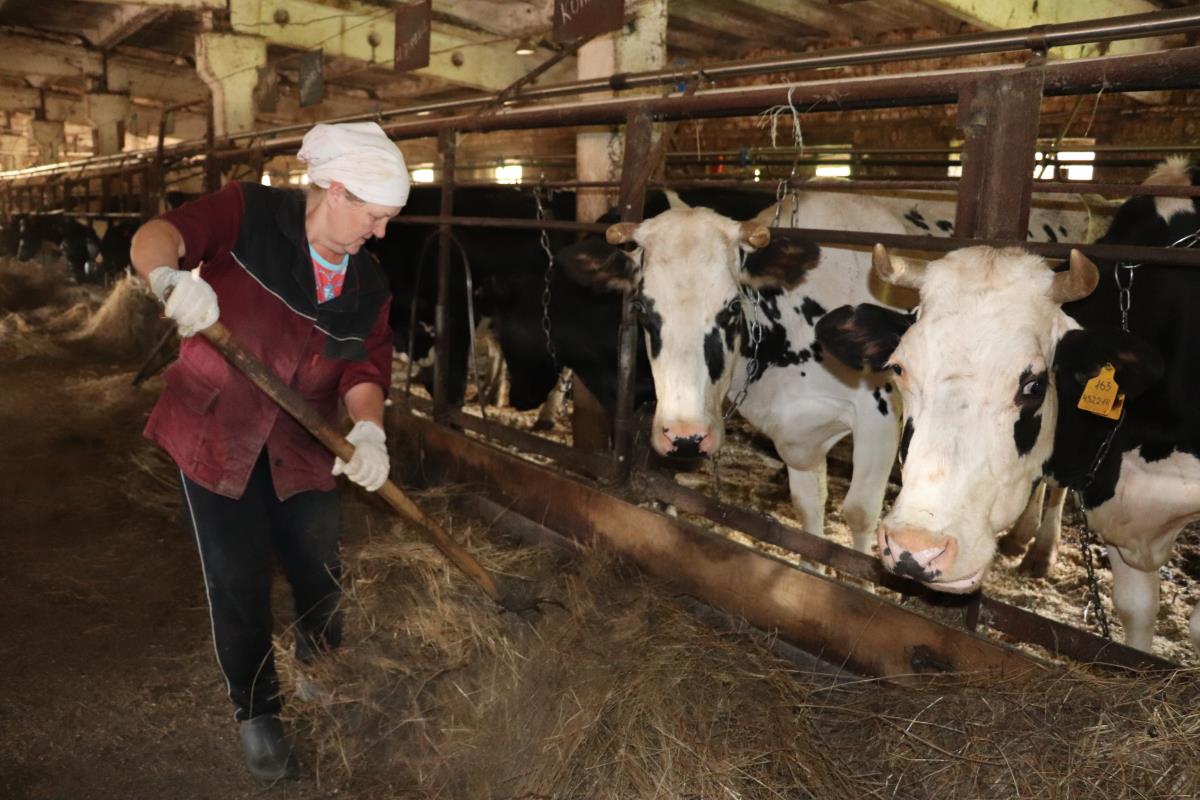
left=308, top=243, right=349, bottom=271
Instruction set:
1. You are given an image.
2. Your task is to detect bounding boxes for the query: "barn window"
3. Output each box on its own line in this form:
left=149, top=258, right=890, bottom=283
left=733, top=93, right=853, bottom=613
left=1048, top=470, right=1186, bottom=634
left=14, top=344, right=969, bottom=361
left=260, top=174, right=272, bottom=186
left=411, top=167, right=435, bottom=183
left=1057, top=150, right=1095, bottom=181
left=814, top=148, right=851, bottom=178
left=494, top=164, right=523, bottom=184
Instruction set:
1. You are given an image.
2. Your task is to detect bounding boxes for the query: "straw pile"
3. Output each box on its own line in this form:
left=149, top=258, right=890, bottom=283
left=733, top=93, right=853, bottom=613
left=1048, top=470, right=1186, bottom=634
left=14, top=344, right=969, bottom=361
left=279, top=490, right=1200, bottom=800
left=0, top=260, right=166, bottom=361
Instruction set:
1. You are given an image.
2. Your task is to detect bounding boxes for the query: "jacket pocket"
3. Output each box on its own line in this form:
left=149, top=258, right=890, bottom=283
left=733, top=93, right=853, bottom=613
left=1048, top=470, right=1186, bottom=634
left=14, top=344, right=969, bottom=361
left=163, top=361, right=222, bottom=415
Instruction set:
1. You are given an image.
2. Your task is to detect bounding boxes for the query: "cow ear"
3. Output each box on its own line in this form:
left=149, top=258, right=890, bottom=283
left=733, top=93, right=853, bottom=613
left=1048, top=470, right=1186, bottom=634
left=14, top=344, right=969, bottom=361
left=741, top=231, right=821, bottom=291
left=815, top=303, right=914, bottom=372
left=556, top=235, right=638, bottom=293
left=1053, top=328, right=1164, bottom=401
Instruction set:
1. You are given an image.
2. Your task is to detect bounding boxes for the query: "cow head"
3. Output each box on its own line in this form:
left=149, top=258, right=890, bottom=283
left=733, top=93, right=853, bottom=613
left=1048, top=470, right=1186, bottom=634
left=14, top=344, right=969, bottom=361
left=816, top=244, right=1160, bottom=593
left=558, top=205, right=819, bottom=458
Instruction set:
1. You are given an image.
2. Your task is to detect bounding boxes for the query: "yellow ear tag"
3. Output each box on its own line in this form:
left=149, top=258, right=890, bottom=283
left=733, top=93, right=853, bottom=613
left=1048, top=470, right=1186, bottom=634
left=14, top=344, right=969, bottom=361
left=1077, top=363, right=1121, bottom=417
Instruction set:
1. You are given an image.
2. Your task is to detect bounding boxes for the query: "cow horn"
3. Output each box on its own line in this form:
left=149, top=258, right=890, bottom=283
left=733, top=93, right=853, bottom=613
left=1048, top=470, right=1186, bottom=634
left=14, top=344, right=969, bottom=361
left=1049, top=249, right=1100, bottom=304
left=739, top=222, right=771, bottom=249
left=872, top=243, right=925, bottom=289
left=606, top=222, right=639, bottom=245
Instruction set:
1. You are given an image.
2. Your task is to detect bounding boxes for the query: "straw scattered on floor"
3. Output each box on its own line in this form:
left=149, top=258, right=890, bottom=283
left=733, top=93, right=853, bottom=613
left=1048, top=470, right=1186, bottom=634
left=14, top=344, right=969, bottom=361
left=279, top=489, right=1200, bottom=800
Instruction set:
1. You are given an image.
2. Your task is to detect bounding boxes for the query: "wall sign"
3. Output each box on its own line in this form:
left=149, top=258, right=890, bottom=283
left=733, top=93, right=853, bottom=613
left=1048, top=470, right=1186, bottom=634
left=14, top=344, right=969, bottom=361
left=394, top=0, right=432, bottom=72
left=554, top=0, right=624, bottom=43
left=298, top=50, right=323, bottom=108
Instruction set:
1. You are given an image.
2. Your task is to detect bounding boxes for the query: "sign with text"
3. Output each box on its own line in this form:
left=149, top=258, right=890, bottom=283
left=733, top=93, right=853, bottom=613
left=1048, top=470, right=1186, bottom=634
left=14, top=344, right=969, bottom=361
left=554, top=0, right=623, bottom=43
left=298, top=50, right=324, bottom=108
left=394, top=0, right=431, bottom=73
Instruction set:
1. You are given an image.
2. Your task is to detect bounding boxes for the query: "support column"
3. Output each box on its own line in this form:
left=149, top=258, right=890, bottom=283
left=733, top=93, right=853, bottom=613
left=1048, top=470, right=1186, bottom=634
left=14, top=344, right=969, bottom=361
left=85, top=93, right=132, bottom=156
left=31, top=119, right=65, bottom=166
left=195, top=32, right=267, bottom=137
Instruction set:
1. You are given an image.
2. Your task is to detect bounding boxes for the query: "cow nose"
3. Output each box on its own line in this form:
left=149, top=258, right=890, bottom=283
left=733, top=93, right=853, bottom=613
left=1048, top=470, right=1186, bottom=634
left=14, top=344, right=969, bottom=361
left=656, top=423, right=716, bottom=458
left=878, top=524, right=957, bottom=583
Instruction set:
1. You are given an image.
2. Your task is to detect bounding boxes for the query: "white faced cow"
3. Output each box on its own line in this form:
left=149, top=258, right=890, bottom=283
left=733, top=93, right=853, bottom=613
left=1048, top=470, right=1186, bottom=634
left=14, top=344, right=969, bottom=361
left=816, top=159, right=1200, bottom=652
left=558, top=192, right=912, bottom=552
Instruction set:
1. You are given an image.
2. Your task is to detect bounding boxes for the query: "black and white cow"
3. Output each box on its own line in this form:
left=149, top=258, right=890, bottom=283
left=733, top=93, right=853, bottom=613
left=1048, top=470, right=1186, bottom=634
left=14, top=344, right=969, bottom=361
left=560, top=191, right=913, bottom=551
left=816, top=158, right=1200, bottom=652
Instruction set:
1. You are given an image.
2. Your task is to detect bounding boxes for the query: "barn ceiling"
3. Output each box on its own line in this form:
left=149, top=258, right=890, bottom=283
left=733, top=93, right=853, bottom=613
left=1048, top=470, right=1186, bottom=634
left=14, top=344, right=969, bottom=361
left=0, top=0, right=1196, bottom=169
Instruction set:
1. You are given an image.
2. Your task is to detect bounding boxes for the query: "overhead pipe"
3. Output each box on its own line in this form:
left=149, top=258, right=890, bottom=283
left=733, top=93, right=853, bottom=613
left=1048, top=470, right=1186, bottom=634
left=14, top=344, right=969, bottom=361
left=4, top=7, right=1200, bottom=183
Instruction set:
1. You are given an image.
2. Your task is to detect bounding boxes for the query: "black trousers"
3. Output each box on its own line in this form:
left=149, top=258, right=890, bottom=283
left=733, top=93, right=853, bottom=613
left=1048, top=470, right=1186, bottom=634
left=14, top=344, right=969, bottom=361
left=179, top=451, right=342, bottom=721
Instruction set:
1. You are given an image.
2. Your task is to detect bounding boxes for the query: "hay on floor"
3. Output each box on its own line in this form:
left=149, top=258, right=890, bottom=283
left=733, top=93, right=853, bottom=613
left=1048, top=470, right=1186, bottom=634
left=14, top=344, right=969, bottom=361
left=279, top=489, right=1200, bottom=800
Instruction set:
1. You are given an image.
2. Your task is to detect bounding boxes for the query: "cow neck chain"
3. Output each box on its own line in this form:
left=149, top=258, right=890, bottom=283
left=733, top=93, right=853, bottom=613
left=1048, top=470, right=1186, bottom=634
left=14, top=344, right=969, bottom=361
left=724, top=247, right=765, bottom=421
left=535, top=188, right=561, bottom=373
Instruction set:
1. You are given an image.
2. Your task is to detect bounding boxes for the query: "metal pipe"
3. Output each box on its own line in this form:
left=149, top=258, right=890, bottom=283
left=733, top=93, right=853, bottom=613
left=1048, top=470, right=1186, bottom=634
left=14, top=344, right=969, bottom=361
left=432, top=130, right=456, bottom=421
left=386, top=214, right=1200, bottom=268
left=5, top=8, right=1200, bottom=183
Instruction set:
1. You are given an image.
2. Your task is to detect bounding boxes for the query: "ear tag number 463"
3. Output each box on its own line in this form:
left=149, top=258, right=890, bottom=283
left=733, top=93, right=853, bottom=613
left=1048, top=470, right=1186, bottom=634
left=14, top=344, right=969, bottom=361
left=1077, top=363, right=1124, bottom=420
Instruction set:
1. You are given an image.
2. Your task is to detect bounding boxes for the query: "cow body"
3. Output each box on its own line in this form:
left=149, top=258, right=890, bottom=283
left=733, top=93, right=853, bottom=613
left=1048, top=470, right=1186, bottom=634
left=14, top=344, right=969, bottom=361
left=816, top=159, right=1200, bottom=652
left=562, top=190, right=911, bottom=550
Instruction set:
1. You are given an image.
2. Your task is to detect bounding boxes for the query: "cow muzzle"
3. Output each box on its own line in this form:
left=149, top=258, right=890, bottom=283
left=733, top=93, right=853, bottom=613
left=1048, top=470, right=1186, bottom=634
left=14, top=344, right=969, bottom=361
left=878, top=524, right=984, bottom=593
left=655, top=421, right=718, bottom=458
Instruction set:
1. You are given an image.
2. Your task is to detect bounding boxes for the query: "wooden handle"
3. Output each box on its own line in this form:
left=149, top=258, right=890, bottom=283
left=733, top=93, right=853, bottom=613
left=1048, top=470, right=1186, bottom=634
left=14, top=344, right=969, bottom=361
left=199, top=321, right=505, bottom=607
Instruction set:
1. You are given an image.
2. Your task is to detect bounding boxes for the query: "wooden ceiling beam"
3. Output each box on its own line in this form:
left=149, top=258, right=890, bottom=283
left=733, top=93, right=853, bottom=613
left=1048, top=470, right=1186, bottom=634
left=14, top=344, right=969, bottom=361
left=86, top=6, right=172, bottom=50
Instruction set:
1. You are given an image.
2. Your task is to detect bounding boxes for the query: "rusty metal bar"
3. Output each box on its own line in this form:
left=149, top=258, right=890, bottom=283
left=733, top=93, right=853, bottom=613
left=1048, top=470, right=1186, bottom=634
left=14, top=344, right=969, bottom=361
left=394, top=410, right=1045, bottom=679
left=611, top=112, right=655, bottom=482
left=639, top=470, right=1175, bottom=671
left=399, top=396, right=613, bottom=479
left=955, top=70, right=1046, bottom=239
left=11, top=39, right=1200, bottom=187
left=433, top=129, right=456, bottom=421
left=386, top=215, right=1200, bottom=268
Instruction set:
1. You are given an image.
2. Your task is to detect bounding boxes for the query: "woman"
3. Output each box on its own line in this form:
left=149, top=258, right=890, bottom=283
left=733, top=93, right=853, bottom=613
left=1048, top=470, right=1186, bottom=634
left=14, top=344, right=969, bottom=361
left=130, top=121, right=408, bottom=781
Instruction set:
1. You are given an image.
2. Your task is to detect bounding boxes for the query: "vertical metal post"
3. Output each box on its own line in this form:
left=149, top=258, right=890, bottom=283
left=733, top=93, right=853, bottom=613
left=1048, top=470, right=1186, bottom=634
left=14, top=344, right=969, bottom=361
left=204, top=105, right=221, bottom=194
left=433, top=128, right=457, bottom=422
left=954, top=69, right=1045, bottom=239
left=611, top=111, right=655, bottom=482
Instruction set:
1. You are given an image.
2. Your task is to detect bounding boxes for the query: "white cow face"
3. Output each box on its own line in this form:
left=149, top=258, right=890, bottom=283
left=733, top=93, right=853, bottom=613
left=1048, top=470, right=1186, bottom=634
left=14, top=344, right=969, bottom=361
left=816, top=246, right=1101, bottom=592
left=557, top=205, right=819, bottom=458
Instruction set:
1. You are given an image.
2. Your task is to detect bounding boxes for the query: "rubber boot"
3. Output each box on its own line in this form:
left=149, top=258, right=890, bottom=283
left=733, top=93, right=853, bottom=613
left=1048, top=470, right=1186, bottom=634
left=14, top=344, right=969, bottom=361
left=239, top=715, right=297, bottom=782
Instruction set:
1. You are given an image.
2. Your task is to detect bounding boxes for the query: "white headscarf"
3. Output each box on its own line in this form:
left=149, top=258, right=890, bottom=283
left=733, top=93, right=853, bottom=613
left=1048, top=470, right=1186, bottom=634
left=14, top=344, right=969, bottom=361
left=297, top=121, right=410, bottom=208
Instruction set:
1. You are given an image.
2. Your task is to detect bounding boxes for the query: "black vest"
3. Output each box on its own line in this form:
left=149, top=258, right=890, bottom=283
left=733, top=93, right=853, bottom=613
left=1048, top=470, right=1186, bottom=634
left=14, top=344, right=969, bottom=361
left=233, top=182, right=389, bottom=361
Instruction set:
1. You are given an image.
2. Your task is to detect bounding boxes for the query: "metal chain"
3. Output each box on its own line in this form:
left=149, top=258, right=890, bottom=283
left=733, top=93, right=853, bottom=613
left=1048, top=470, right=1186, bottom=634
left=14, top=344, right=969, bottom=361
left=535, top=187, right=560, bottom=373
left=724, top=248, right=765, bottom=420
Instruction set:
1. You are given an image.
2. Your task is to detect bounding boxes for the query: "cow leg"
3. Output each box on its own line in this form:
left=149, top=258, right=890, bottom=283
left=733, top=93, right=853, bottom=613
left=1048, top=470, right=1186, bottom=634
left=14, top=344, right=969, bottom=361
left=1107, top=544, right=1159, bottom=653
left=1189, top=600, right=1200, bottom=654
left=841, top=410, right=900, bottom=554
left=999, top=481, right=1045, bottom=557
left=786, top=463, right=828, bottom=537
left=1018, top=485, right=1066, bottom=577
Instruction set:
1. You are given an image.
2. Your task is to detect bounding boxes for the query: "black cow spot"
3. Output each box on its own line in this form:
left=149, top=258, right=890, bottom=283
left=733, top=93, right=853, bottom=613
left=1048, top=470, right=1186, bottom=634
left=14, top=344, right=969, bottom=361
left=1013, top=410, right=1042, bottom=457
left=811, top=341, right=824, bottom=363
left=640, top=295, right=663, bottom=359
left=892, top=550, right=939, bottom=582
left=900, top=419, right=914, bottom=463
left=714, top=298, right=741, bottom=351
left=800, top=296, right=827, bottom=327
left=1058, top=225, right=1068, bottom=237
left=904, top=209, right=930, bottom=231
left=936, top=219, right=954, bottom=233
left=883, top=384, right=892, bottom=393
left=703, top=326, right=725, bottom=384
left=872, top=387, right=889, bottom=416
left=1042, top=224, right=1058, bottom=243
left=795, top=347, right=812, bottom=364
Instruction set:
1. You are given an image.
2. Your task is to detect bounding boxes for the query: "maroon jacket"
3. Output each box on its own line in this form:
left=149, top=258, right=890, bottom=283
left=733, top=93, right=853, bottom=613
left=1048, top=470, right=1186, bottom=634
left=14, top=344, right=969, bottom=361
left=144, top=182, right=393, bottom=500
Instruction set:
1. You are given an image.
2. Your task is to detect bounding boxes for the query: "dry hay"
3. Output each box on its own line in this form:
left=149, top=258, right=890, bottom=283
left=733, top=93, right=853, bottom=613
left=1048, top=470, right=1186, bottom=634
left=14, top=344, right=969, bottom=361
left=0, top=257, right=72, bottom=312
left=0, top=262, right=167, bottom=362
left=66, top=274, right=166, bottom=360
left=278, top=489, right=1200, bottom=800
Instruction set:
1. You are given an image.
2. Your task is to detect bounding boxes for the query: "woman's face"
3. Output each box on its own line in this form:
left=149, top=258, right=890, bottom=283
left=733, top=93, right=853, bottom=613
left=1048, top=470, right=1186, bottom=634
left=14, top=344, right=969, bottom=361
left=325, top=184, right=401, bottom=254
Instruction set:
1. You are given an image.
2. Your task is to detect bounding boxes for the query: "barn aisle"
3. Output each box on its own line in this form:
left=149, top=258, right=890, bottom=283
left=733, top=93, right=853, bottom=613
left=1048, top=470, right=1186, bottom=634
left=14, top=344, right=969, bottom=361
left=0, top=269, right=332, bottom=799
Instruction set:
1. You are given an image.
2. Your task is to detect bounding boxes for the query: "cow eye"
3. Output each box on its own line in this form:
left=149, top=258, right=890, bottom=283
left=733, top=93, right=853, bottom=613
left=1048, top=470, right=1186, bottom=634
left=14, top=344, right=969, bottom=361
left=889, top=363, right=904, bottom=377
left=1019, top=375, right=1045, bottom=400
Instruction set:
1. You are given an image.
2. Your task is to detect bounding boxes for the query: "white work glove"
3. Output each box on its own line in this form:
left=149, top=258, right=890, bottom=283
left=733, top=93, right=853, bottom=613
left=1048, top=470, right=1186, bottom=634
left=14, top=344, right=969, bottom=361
left=332, top=420, right=389, bottom=492
left=148, top=266, right=220, bottom=338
